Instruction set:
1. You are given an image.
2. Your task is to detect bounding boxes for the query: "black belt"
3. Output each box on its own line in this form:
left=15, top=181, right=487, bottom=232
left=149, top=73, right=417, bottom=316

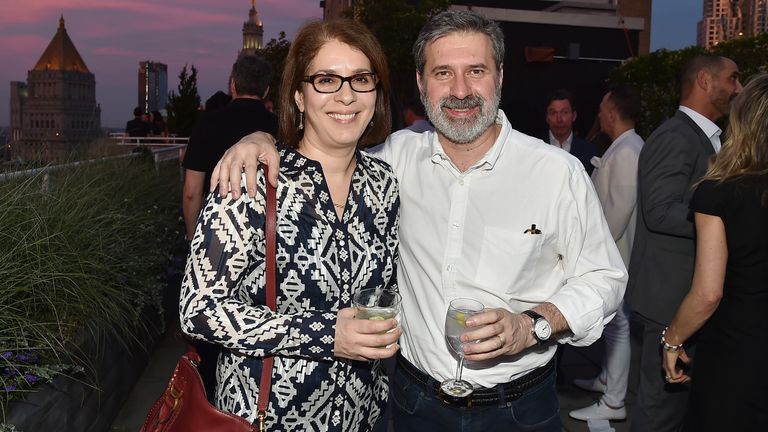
left=396, top=353, right=555, bottom=408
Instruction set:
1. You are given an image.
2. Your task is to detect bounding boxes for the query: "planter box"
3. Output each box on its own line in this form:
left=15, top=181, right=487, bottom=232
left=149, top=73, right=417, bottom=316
left=4, top=310, right=163, bottom=432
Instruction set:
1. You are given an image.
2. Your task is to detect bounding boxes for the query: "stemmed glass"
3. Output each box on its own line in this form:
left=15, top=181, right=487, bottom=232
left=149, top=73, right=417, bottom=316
left=440, top=298, right=484, bottom=398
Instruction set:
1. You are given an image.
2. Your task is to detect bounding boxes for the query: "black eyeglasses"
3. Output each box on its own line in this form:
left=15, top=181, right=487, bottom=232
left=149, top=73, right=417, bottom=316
left=302, top=73, right=379, bottom=94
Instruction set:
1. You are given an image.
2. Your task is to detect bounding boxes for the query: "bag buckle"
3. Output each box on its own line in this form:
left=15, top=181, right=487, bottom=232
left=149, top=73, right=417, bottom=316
left=257, top=410, right=267, bottom=432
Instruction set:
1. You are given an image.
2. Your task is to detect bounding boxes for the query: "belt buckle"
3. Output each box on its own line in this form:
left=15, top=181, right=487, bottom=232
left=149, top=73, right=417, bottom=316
left=437, top=386, right=473, bottom=408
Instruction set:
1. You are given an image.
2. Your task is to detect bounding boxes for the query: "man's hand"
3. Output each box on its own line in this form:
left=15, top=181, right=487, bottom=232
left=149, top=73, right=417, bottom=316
left=210, top=131, right=279, bottom=199
left=334, top=307, right=401, bottom=361
left=461, top=308, right=536, bottom=360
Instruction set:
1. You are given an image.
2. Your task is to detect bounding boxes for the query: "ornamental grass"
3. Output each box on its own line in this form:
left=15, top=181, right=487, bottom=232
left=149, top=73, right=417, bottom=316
left=0, top=155, right=182, bottom=417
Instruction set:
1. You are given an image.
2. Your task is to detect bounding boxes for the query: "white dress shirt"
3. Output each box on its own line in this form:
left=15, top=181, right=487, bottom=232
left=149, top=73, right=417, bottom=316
left=548, top=130, right=573, bottom=152
left=369, top=110, right=626, bottom=387
left=679, top=105, right=722, bottom=153
left=590, top=129, right=644, bottom=264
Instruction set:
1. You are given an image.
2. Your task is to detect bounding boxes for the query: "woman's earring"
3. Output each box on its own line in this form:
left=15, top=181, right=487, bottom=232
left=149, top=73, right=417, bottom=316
left=369, top=120, right=374, bottom=128
left=298, top=112, right=304, bottom=130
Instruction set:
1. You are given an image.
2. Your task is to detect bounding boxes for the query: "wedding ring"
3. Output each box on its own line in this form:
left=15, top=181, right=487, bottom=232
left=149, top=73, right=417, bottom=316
left=665, top=374, right=672, bottom=381
left=497, top=334, right=505, bottom=348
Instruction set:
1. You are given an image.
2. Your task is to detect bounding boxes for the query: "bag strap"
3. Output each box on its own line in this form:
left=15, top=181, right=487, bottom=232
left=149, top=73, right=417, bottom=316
left=257, top=165, right=277, bottom=432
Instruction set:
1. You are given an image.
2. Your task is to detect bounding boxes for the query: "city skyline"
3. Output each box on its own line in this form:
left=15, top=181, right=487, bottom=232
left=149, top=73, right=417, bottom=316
left=0, top=0, right=700, bottom=128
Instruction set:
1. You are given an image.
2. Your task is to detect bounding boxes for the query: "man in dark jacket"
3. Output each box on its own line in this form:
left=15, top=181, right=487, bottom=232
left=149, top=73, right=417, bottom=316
left=544, top=89, right=601, bottom=174
left=182, top=55, right=277, bottom=241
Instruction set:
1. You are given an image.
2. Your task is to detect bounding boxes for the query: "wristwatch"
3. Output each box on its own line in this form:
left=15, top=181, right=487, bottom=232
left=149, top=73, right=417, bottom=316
left=522, top=310, right=552, bottom=345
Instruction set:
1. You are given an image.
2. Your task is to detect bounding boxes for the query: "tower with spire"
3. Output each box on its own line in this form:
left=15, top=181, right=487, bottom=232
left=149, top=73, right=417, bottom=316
left=9, top=15, right=101, bottom=163
left=241, top=0, right=264, bottom=56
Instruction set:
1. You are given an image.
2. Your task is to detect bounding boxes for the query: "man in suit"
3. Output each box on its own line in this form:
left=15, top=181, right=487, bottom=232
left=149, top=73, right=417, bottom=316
left=626, top=54, right=741, bottom=432
left=545, top=89, right=601, bottom=174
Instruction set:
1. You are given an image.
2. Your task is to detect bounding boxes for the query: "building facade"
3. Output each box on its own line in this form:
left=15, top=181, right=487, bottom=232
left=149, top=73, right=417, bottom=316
left=698, top=0, right=768, bottom=48
left=241, top=0, right=264, bottom=55
left=9, top=16, right=101, bottom=163
left=138, top=61, right=168, bottom=114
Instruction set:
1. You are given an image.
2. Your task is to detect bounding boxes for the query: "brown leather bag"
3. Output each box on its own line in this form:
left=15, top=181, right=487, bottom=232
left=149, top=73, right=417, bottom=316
left=141, top=166, right=277, bottom=432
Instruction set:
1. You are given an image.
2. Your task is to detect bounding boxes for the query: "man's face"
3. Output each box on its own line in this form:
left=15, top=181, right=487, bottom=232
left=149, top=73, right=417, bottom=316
left=598, top=92, right=613, bottom=134
left=545, top=99, right=577, bottom=138
left=708, top=58, right=742, bottom=118
left=417, top=31, right=502, bottom=145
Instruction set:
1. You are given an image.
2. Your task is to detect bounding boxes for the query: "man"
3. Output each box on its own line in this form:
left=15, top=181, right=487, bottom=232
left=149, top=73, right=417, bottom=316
left=402, top=97, right=434, bottom=132
left=212, top=11, right=625, bottom=431
left=545, top=89, right=601, bottom=174
left=125, top=107, right=151, bottom=137
left=626, top=55, right=741, bottom=432
left=569, top=85, right=644, bottom=422
left=182, top=55, right=277, bottom=241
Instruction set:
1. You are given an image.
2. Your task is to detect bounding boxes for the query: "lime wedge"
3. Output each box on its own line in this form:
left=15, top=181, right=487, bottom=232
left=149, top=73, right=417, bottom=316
left=455, top=312, right=466, bottom=326
left=368, top=316, right=386, bottom=321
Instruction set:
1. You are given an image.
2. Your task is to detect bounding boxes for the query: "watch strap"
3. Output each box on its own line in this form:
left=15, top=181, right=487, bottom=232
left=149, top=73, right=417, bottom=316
left=522, top=310, right=547, bottom=344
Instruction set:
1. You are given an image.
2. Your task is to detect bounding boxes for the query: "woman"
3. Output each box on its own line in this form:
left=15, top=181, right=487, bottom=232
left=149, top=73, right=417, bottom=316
left=180, top=19, right=400, bottom=431
left=662, top=73, right=768, bottom=431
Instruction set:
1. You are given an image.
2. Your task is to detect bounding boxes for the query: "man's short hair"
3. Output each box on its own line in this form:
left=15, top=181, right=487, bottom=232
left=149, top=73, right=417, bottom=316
left=607, top=84, right=641, bottom=123
left=231, top=55, right=273, bottom=98
left=546, top=89, right=576, bottom=112
left=133, top=107, right=142, bottom=117
left=679, top=54, right=727, bottom=99
left=413, top=10, right=505, bottom=76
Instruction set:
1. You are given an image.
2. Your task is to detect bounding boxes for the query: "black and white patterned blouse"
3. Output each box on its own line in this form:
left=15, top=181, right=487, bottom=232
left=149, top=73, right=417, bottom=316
left=180, top=147, right=400, bottom=431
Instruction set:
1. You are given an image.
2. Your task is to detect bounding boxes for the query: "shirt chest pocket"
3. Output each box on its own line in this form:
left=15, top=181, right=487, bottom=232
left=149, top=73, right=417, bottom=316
left=475, top=227, right=545, bottom=294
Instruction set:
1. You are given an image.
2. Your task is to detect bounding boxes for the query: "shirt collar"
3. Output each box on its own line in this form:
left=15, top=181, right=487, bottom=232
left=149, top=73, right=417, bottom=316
left=548, top=130, right=573, bottom=148
left=613, top=128, right=636, bottom=144
left=429, top=110, right=510, bottom=171
left=678, top=105, right=721, bottom=140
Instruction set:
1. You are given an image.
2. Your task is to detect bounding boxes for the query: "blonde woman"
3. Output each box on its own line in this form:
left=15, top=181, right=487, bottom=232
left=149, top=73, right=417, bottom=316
left=662, top=73, right=768, bottom=431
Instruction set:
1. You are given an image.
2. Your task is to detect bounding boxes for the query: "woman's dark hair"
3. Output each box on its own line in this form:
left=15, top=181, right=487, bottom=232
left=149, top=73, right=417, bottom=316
left=279, top=19, right=391, bottom=149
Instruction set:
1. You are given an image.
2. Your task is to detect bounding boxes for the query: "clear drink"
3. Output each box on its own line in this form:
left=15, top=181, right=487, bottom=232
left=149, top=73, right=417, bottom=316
left=440, top=298, right=484, bottom=398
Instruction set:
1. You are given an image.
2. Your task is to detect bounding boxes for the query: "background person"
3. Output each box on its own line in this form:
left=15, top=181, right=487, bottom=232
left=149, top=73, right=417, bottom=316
left=570, top=84, right=643, bottom=422
left=180, top=19, right=401, bottom=431
left=626, top=54, right=741, bottom=432
left=125, top=106, right=151, bottom=137
left=182, top=55, right=277, bottom=241
left=662, top=73, right=768, bottom=432
left=544, top=89, right=601, bottom=175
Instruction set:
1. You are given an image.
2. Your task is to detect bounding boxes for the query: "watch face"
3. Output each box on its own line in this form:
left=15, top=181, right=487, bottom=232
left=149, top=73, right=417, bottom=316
left=534, top=320, right=552, bottom=340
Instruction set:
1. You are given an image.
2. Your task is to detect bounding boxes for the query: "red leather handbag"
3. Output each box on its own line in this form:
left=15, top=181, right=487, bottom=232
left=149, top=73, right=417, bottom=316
left=141, top=166, right=277, bottom=432
left=139, top=348, right=256, bottom=432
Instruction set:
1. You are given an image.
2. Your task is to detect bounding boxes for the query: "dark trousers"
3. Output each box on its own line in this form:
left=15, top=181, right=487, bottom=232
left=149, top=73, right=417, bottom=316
left=390, top=359, right=561, bottom=432
left=629, top=312, right=689, bottom=432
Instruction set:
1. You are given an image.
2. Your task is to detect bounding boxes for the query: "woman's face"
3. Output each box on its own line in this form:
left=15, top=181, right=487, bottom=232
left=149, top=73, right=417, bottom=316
left=295, top=39, right=377, bottom=151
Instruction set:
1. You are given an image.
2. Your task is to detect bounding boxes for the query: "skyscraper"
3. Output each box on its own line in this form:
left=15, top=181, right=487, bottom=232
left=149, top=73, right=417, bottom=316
left=138, top=61, right=168, bottom=113
left=698, top=0, right=768, bottom=48
left=9, top=15, right=101, bottom=163
left=241, top=0, right=264, bottom=56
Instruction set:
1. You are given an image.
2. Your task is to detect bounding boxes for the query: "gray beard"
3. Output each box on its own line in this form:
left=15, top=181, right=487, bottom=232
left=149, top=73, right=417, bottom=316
left=422, top=85, right=501, bottom=145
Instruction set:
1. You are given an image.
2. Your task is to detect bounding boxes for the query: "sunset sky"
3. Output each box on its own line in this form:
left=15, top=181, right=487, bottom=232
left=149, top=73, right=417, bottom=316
left=0, top=0, right=700, bottom=128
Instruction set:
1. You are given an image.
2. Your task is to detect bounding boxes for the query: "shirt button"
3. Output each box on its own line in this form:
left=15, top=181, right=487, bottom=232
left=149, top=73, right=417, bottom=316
left=339, top=240, right=345, bottom=246
left=459, top=179, right=465, bottom=186
left=446, top=265, right=453, bottom=272
left=452, top=223, right=460, bottom=228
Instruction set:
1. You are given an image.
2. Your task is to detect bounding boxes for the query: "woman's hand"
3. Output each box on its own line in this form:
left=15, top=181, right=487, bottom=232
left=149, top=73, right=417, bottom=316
left=663, top=346, right=692, bottom=384
left=210, top=131, right=279, bottom=199
left=333, top=307, right=401, bottom=361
